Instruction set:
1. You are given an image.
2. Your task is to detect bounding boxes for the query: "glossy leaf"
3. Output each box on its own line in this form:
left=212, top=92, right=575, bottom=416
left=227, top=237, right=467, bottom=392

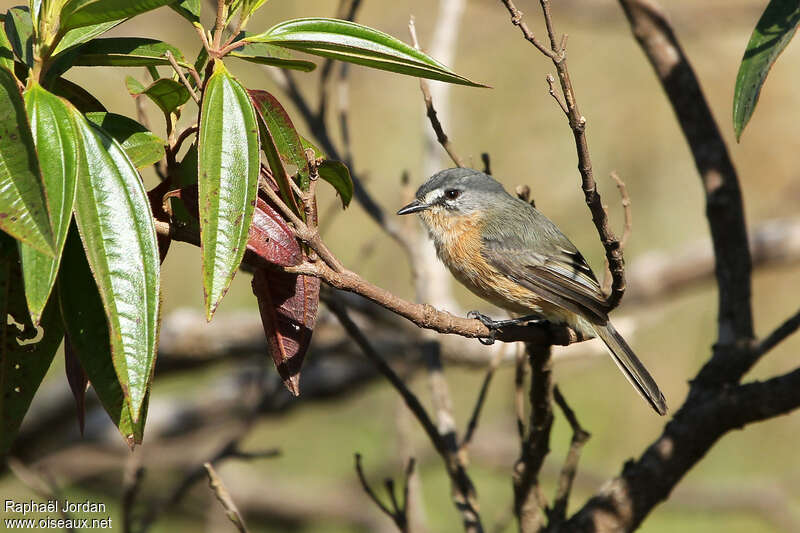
left=52, top=19, right=122, bottom=56
left=170, top=0, right=200, bottom=24
left=73, top=37, right=189, bottom=68
left=230, top=41, right=316, bottom=72
left=19, top=84, right=80, bottom=324
left=733, top=1, right=800, bottom=140
left=300, top=135, right=325, bottom=159
left=5, top=6, right=33, bottom=68
left=198, top=62, right=260, bottom=320
left=249, top=18, right=485, bottom=87
left=249, top=91, right=301, bottom=218
left=248, top=89, right=309, bottom=188
left=52, top=77, right=106, bottom=112
left=0, top=234, right=63, bottom=456
left=246, top=195, right=302, bottom=268
left=318, top=160, right=353, bottom=208
left=86, top=111, right=165, bottom=168
left=0, top=68, right=55, bottom=255
left=0, top=18, right=14, bottom=72
left=252, top=266, right=319, bottom=395
left=59, top=0, right=178, bottom=32
left=29, top=0, right=41, bottom=30
left=71, top=112, right=160, bottom=423
left=58, top=227, right=147, bottom=446
left=126, top=76, right=190, bottom=116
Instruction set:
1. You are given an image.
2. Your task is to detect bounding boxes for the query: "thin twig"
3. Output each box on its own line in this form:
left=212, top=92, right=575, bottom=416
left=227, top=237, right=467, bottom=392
left=603, top=171, right=633, bottom=294
left=546, top=74, right=568, bottom=116
left=409, top=16, right=464, bottom=168
left=550, top=386, right=590, bottom=523
left=753, top=307, right=800, bottom=361
left=461, top=345, right=507, bottom=450
left=326, top=298, right=484, bottom=532
left=204, top=462, right=249, bottom=533
left=481, top=153, right=492, bottom=175
left=164, top=51, right=200, bottom=104
left=354, top=454, right=396, bottom=519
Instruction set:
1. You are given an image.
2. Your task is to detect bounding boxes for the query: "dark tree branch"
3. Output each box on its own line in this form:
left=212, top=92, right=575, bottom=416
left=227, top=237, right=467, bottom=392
left=513, top=344, right=554, bottom=532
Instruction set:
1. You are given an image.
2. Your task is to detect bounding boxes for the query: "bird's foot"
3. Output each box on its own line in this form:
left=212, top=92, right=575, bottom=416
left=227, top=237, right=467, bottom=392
left=467, top=311, right=545, bottom=345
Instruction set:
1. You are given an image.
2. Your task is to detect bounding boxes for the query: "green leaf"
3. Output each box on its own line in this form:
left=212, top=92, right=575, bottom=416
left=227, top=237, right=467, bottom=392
left=248, top=89, right=309, bottom=188
left=198, top=62, right=260, bottom=320
left=71, top=111, right=160, bottom=422
left=0, top=17, right=14, bottom=72
left=733, top=1, right=800, bottom=141
left=52, top=77, right=106, bottom=112
left=0, top=233, right=63, bottom=456
left=72, top=37, right=189, bottom=68
left=58, top=227, right=147, bottom=447
left=86, top=111, right=165, bottom=168
left=300, top=135, right=325, bottom=159
left=248, top=18, right=485, bottom=87
left=242, top=0, right=269, bottom=19
left=0, top=67, right=55, bottom=255
left=230, top=41, right=316, bottom=72
left=52, top=19, right=122, bottom=56
left=59, top=0, right=178, bottom=32
left=170, top=0, right=200, bottom=24
left=29, top=0, right=41, bottom=30
left=19, top=83, right=80, bottom=324
left=5, top=6, right=33, bottom=68
left=318, top=160, right=352, bottom=209
left=126, top=75, right=190, bottom=115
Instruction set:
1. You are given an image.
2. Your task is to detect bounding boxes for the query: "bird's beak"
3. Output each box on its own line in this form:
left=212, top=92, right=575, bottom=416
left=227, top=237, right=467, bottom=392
left=397, top=199, right=429, bottom=215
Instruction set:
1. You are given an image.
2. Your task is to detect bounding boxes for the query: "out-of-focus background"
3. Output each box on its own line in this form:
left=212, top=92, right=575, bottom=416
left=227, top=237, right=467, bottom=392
left=2, top=0, right=800, bottom=532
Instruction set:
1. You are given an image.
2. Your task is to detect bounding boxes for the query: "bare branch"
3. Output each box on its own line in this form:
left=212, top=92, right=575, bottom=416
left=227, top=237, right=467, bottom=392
left=499, top=0, right=627, bottom=310
left=550, top=386, right=590, bottom=523
left=513, top=344, right=554, bottom=532
left=204, top=462, right=250, bottom=533
left=409, top=16, right=464, bottom=168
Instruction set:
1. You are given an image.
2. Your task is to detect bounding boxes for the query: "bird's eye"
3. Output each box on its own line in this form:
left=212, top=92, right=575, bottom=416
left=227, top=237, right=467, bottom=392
left=445, top=189, right=460, bottom=200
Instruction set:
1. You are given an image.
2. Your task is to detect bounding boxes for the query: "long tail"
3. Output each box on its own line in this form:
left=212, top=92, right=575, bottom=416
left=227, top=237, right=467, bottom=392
left=592, top=321, right=667, bottom=415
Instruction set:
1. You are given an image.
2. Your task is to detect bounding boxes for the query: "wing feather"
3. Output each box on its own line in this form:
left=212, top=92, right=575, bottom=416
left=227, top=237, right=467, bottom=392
left=482, top=240, right=610, bottom=323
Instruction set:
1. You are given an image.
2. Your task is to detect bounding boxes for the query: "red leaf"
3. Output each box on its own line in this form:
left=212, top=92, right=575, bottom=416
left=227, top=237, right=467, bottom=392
left=246, top=196, right=302, bottom=268
left=252, top=268, right=320, bottom=395
left=64, top=336, right=88, bottom=435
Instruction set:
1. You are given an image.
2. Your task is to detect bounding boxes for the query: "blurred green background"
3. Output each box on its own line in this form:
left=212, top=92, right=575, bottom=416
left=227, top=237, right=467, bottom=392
left=2, top=0, right=800, bottom=532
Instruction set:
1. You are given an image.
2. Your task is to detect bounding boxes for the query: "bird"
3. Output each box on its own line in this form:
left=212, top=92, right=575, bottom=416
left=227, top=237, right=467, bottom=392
left=397, top=168, right=667, bottom=415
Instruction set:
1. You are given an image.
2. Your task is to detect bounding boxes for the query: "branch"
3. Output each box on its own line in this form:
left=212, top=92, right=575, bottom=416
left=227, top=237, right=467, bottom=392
left=325, top=298, right=484, bottom=532
left=204, top=463, right=250, bottom=533
left=409, top=16, right=464, bottom=168
left=513, top=344, right=554, bottom=532
left=617, top=0, right=752, bottom=346
left=499, top=0, right=627, bottom=310
left=354, top=454, right=415, bottom=532
left=549, top=386, right=590, bottom=524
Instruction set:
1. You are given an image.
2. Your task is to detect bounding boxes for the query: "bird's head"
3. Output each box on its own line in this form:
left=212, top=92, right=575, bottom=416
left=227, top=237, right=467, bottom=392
left=397, top=168, right=507, bottom=233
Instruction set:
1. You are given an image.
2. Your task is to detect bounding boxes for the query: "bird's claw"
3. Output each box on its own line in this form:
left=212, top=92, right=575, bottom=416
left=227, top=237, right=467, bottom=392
left=467, top=311, right=546, bottom=345
left=468, top=310, right=499, bottom=345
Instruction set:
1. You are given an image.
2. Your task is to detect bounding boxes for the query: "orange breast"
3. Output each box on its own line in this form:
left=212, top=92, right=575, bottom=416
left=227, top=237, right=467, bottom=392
left=421, top=210, right=568, bottom=322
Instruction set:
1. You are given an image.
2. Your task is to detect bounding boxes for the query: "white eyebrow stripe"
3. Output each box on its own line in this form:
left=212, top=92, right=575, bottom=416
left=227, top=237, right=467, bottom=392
left=424, top=189, right=444, bottom=205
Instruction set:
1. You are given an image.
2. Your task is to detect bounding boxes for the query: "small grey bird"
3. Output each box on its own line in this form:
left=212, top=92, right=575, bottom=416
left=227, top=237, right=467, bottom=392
left=398, top=168, right=667, bottom=415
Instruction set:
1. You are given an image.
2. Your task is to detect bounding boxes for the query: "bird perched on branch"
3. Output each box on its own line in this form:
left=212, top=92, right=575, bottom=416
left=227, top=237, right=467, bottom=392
left=398, top=168, right=667, bottom=415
